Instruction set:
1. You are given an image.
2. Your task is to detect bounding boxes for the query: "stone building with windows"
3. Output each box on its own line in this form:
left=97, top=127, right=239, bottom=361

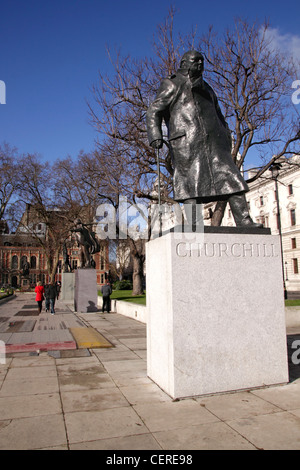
left=218, top=155, right=300, bottom=294
left=0, top=206, right=109, bottom=290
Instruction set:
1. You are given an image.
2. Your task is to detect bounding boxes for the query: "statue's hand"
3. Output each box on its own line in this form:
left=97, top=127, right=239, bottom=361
left=151, top=139, right=163, bottom=150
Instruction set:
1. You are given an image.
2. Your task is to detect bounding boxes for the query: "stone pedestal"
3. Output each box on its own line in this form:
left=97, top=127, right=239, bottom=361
left=61, top=273, right=75, bottom=302
left=146, top=231, right=289, bottom=399
left=21, top=276, right=30, bottom=291
left=74, top=269, right=98, bottom=313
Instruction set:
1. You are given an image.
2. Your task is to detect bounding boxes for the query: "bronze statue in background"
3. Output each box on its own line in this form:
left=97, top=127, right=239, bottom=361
left=71, top=219, right=100, bottom=268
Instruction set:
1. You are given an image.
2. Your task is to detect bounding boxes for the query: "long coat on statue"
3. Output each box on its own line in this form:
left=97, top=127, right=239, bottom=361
left=146, top=69, right=248, bottom=202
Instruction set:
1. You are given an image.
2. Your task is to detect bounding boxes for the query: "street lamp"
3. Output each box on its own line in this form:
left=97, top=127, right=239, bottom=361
left=269, top=163, right=287, bottom=299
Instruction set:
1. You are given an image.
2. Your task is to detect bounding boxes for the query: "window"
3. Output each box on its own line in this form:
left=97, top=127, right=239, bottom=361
left=260, top=196, right=264, bottom=206
left=288, top=184, right=293, bottom=195
left=292, top=238, right=297, bottom=249
left=290, top=209, right=296, bottom=226
left=257, top=215, right=269, bottom=228
left=30, top=256, right=37, bottom=269
left=11, top=255, right=18, bottom=269
left=265, top=215, right=269, bottom=227
left=100, top=256, right=105, bottom=270
left=293, top=258, right=299, bottom=274
left=262, top=215, right=269, bottom=228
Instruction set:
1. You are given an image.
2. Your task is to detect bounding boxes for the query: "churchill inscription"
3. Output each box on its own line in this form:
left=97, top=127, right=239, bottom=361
left=176, top=241, right=279, bottom=258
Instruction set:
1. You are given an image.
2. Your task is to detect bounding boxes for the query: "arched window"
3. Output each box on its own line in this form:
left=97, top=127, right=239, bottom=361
left=11, top=255, right=18, bottom=270
left=100, top=256, right=105, bottom=270
left=30, top=256, right=37, bottom=269
left=21, top=256, right=28, bottom=269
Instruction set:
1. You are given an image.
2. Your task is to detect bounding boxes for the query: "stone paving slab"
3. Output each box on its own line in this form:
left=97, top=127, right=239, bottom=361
left=0, top=393, right=62, bottom=420
left=152, top=421, right=256, bottom=450
left=0, top=414, right=67, bottom=450
left=227, top=411, right=300, bottom=450
left=64, top=407, right=149, bottom=445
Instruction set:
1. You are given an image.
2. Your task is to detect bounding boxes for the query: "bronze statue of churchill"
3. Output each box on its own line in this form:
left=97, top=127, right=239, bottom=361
left=146, top=50, right=261, bottom=227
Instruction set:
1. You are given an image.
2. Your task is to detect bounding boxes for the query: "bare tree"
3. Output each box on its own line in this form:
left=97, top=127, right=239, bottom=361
left=75, top=148, right=148, bottom=294
left=0, top=142, right=21, bottom=223
left=109, top=238, right=132, bottom=281
left=16, top=154, right=81, bottom=283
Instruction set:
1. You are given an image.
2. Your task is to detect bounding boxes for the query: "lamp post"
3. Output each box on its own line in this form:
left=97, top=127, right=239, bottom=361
left=269, top=163, right=287, bottom=299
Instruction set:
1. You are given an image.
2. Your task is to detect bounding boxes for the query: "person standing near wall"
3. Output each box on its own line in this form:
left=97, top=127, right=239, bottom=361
left=101, top=279, right=112, bottom=313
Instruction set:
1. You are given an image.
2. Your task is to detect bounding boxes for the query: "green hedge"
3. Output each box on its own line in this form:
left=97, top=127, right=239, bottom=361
left=113, top=280, right=133, bottom=290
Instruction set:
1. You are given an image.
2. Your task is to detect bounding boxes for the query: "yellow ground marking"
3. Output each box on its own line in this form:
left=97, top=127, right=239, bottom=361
left=70, top=327, right=113, bottom=349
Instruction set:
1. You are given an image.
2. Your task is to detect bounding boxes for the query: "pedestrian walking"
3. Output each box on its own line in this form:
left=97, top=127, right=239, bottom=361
left=35, top=281, right=45, bottom=313
left=55, top=281, right=61, bottom=300
left=101, top=279, right=112, bottom=313
left=44, top=284, right=50, bottom=312
left=48, top=282, right=58, bottom=314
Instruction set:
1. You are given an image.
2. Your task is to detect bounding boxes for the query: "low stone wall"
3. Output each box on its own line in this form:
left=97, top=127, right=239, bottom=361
left=97, top=296, right=147, bottom=324
left=285, top=307, right=300, bottom=329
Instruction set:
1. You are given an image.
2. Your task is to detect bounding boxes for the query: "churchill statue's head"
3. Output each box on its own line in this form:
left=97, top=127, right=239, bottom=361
left=179, top=50, right=204, bottom=79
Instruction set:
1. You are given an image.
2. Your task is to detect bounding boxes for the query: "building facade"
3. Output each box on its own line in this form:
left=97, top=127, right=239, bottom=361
left=0, top=207, right=109, bottom=290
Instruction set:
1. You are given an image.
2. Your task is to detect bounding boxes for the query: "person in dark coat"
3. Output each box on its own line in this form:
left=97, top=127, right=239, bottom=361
left=101, top=279, right=112, bottom=313
left=47, top=282, right=57, bottom=314
left=146, top=50, right=262, bottom=227
left=44, top=284, right=50, bottom=312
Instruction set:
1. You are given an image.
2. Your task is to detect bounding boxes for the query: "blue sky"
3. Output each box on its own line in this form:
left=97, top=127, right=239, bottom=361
left=1, top=0, right=299, bottom=166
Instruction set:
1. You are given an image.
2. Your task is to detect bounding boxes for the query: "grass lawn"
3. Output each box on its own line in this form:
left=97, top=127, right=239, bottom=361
left=285, top=299, right=300, bottom=307
left=98, top=289, right=146, bottom=306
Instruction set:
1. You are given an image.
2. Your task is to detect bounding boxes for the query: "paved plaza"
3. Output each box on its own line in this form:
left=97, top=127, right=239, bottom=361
left=0, top=293, right=300, bottom=450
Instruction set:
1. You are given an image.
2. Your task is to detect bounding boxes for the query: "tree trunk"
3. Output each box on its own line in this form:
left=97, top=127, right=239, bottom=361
left=211, top=200, right=227, bottom=226
left=131, top=253, right=144, bottom=295
left=47, top=249, right=60, bottom=284
left=49, top=260, right=58, bottom=284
